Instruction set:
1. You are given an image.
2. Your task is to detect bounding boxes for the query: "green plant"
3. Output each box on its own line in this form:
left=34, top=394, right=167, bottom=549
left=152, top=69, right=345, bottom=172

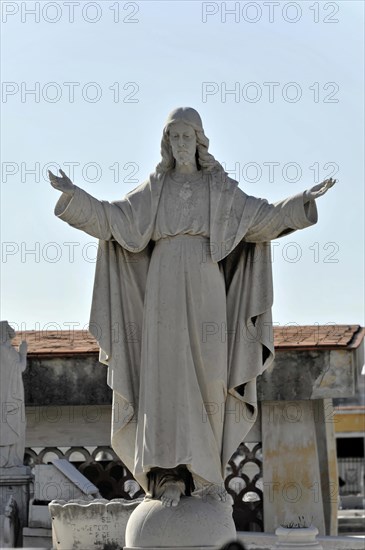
left=102, top=542, right=121, bottom=550
left=280, top=515, right=314, bottom=529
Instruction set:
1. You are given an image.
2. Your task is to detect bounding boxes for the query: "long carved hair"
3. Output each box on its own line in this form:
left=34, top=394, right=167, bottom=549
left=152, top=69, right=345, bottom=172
left=155, top=111, right=226, bottom=176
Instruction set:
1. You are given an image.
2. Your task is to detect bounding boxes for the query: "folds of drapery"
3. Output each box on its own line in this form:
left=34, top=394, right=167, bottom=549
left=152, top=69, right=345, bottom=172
left=55, top=169, right=318, bottom=489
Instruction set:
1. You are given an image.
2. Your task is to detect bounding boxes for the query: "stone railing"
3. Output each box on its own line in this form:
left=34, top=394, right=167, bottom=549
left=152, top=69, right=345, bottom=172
left=25, top=441, right=264, bottom=532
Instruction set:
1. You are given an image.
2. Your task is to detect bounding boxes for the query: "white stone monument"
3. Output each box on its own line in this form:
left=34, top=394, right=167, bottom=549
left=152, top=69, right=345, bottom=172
left=0, top=320, right=31, bottom=546
left=49, top=107, right=335, bottom=548
left=49, top=498, right=143, bottom=550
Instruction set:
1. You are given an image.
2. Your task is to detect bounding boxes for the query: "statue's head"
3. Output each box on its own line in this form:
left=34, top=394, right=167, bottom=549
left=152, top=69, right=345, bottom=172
left=165, top=107, right=204, bottom=132
left=0, top=321, right=16, bottom=344
left=156, top=107, right=222, bottom=174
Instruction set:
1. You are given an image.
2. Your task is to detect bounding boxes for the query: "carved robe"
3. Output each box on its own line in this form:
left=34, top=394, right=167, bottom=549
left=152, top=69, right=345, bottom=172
left=55, top=170, right=317, bottom=491
left=0, top=339, right=26, bottom=467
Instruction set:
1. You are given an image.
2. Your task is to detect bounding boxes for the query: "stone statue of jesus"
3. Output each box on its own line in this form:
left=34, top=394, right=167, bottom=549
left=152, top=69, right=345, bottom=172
left=49, top=107, right=335, bottom=508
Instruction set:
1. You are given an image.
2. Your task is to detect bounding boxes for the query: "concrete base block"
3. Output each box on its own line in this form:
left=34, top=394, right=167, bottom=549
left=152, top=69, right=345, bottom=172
left=124, top=547, right=218, bottom=550
left=22, top=526, right=52, bottom=548
left=125, top=496, right=236, bottom=549
left=29, top=501, right=52, bottom=529
left=237, top=531, right=365, bottom=550
left=338, top=509, right=365, bottom=535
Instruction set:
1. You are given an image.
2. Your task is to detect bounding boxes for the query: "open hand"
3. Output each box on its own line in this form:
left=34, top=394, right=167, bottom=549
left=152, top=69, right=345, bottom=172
left=19, top=340, right=28, bottom=356
left=48, top=169, right=75, bottom=195
left=304, top=178, right=336, bottom=201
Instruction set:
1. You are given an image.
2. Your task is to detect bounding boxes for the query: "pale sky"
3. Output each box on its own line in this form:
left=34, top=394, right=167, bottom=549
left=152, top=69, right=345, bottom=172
left=1, top=0, right=364, bottom=332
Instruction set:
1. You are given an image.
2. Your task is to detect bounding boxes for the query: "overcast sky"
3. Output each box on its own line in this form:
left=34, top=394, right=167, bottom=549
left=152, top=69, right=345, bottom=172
left=1, top=0, right=364, bottom=332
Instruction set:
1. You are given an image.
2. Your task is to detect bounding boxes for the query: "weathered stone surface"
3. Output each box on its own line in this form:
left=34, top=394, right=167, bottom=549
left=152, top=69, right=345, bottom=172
left=0, top=466, right=32, bottom=546
left=49, top=498, right=142, bottom=550
left=1, top=321, right=28, bottom=468
left=0, top=496, right=18, bottom=548
left=125, top=496, right=236, bottom=548
left=262, top=401, right=326, bottom=535
left=257, top=350, right=358, bottom=401
left=34, top=461, right=98, bottom=502
left=23, top=525, right=52, bottom=548
left=23, top=356, right=111, bottom=406
left=237, top=530, right=365, bottom=549
left=25, top=404, right=112, bottom=448
left=29, top=501, right=52, bottom=529
left=314, top=399, right=339, bottom=535
left=275, top=526, right=323, bottom=549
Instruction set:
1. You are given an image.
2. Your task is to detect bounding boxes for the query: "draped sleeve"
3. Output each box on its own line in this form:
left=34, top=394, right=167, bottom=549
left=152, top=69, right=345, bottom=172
left=54, top=174, right=166, bottom=477
left=213, top=178, right=319, bottom=469
left=242, top=191, right=318, bottom=243
left=55, top=186, right=114, bottom=240
left=54, top=175, right=165, bottom=253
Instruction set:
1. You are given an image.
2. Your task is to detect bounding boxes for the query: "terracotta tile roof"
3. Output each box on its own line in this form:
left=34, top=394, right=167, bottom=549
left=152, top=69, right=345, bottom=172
left=13, top=330, right=99, bottom=356
left=11, top=325, right=364, bottom=356
left=273, top=324, right=364, bottom=350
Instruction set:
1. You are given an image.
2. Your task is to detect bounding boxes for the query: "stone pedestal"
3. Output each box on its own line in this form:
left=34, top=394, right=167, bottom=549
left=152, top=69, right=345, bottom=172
left=314, top=399, right=339, bottom=535
left=261, top=398, right=339, bottom=536
left=125, top=496, right=236, bottom=549
left=257, top=346, right=364, bottom=536
left=275, top=526, right=323, bottom=549
left=0, top=465, right=32, bottom=546
left=262, top=401, right=326, bottom=535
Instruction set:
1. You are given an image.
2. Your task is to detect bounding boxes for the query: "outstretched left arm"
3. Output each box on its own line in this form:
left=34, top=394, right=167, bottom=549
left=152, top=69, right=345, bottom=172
left=303, top=177, right=336, bottom=202
left=243, top=178, right=336, bottom=243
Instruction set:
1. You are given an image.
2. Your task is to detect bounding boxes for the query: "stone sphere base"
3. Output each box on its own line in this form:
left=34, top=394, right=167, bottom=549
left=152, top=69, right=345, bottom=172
left=124, top=496, right=236, bottom=549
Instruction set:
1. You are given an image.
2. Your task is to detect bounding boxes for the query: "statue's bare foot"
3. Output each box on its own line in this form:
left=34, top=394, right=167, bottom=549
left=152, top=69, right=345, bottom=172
left=159, top=483, right=182, bottom=507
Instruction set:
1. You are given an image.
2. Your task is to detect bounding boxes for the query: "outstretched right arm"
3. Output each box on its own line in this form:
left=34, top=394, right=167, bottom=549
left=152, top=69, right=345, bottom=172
left=49, top=169, right=114, bottom=240
left=49, top=168, right=156, bottom=252
left=49, top=168, right=75, bottom=195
